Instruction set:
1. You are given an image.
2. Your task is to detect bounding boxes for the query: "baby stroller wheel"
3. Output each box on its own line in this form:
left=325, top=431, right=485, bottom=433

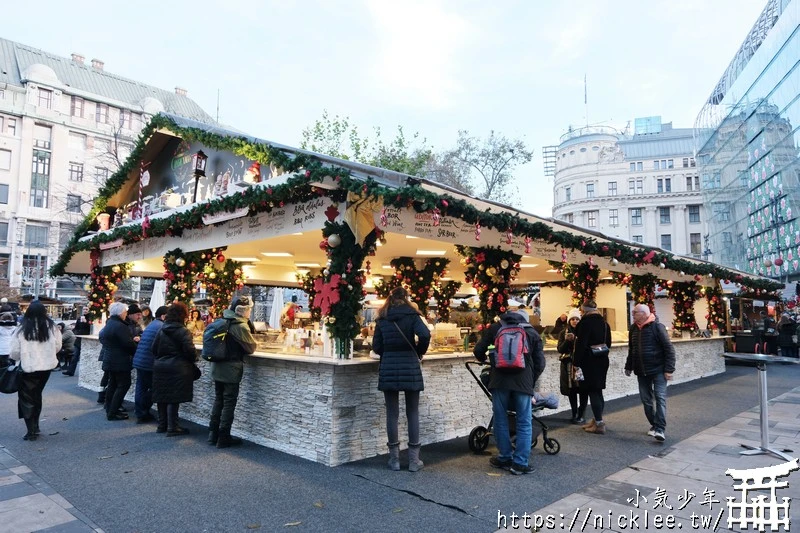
left=468, top=426, right=490, bottom=453
left=543, top=438, right=561, bottom=455
left=531, top=437, right=538, bottom=448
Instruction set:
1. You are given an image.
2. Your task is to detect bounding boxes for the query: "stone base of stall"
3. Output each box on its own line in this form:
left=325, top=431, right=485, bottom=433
left=77, top=337, right=726, bottom=466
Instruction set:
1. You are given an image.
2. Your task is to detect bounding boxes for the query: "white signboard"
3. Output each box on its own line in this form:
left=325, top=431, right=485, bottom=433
left=100, top=198, right=344, bottom=266
left=374, top=206, right=563, bottom=260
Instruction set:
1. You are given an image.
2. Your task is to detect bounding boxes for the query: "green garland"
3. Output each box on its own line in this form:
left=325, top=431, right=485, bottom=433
left=163, top=248, right=210, bottom=305
left=553, top=261, right=600, bottom=308
left=434, top=280, right=462, bottom=322
left=457, top=246, right=521, bottom=329
left=202, top=258, right=246, bottom=318
left=702, top=284, right=727, bottom=331
left=86, top=250, right=131, bottom=322
left=52, top=113, right=783, bottom=337
left=298, top=272, right=322, bottom=322
left=666, top=281, right=700, bottom=331
left=614, top=272, right=658, bottom=312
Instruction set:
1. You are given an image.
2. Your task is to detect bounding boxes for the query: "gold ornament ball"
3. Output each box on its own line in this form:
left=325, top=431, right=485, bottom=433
left=92, top=293, right=98, bottom=298
left=234, top=268, right=241, bottom=275
left=112, top=265, right=121, bottom=273
left=500, top=259, right=509, bottom=269
left=209, top=272, right=217, bottom=279
left=175, top=257, right=186, bottom=267
left=486, top=267, right=496, bottom=276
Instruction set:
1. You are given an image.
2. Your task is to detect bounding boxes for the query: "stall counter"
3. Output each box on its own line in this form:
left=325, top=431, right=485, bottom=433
left=76, top=335, right=726, bottom=466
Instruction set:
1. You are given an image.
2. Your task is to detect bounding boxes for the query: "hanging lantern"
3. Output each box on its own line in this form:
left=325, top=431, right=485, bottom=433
left=192, top=150, right=208, bottom=177
left=327, top=234, right=342, bottom=248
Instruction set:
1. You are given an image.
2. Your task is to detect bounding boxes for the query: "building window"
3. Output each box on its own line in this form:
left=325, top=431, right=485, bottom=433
left=609, top=209, right=618, bottom=226
left=95, top=167, right=109, bottom=185
left=119, top=109, right=131, bottom=129
left=667, top=159, right=674, bottom=169
left=713, top=203, right=730, bottom=222
left=33, top=124, right=52, bottom=150
left=0, top=184, right=8, bottom=204
left=637, top=162, right=643, bottom=171
left=631, top=208, right=642, bottom=226
left=630, top=163, right=636, bottom=172
left=96, top=103, right=109, bottom=124
left=608, top=181, right=617, bottom=196
left=688, top=205, right=700, bottom=223
left=586, top=183, right=594, bottom=198
left=0, top=149, right=10, bottom=170
left=628, top=179, right=643, bottom=195
left=657, top=179, right=663, bottom=193
left=37, top=88, right=52, bottom=109
left=30, top=150, right=50, bottom=208
left=690, top=233, right=701, bottom=256
left=68, top=162, right=84, bottom=182
left=686, top=176, right=693, bottom=191
left=6, top=118, right=15, bottom=136
left=660, top=234, right=672, bottom=251
left=71, top=96, right=84, bottom=118
left=659, top=207, right=670, bottom=224
left=683, top=158, right=689, bottom=168
left=25, top=225, right=49, bottom=247
left=632, top=235, right=643, bottom=243
left=694, top=176, right=700, bottom=190
left=653, top=160, right=660, bottom=170
left=0, top=223, right=7, bottom=247
left=565, top=187, right=571, bottom=201
left=68, top=132, right=86, bottom=150
left=587, top=211, right=598, bottom=228
left=565, top=213, right=574, bottom=224
left=657, top=178, right=672, bottom=193
left=66, top=194, right=82, bottom=213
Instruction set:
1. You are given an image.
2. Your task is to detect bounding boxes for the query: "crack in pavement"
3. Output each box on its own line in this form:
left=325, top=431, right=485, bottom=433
left=353, top=473, right=486, bottom=522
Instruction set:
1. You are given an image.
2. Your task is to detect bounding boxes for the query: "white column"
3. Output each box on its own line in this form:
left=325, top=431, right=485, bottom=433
left=674, top=205, right=687, bottom=254
left=645, top=207, right=658, bottom=247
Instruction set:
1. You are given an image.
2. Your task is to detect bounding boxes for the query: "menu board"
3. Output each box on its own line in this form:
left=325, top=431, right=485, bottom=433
left=100, top=199, right=345, bottom=266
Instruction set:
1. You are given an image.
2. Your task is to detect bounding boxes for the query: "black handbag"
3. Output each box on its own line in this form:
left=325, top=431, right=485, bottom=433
left=590, top=344, right=609, bottom=356
left=192, top=364, right=201, bottom=381
left=0, top=362, right=22, bottom=394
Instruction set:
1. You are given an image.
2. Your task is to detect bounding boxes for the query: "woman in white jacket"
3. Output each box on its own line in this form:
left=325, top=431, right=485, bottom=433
left=10, top=301, right=61, bottom=441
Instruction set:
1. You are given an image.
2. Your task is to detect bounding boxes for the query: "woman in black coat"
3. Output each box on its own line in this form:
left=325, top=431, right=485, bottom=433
left=372, top=287, right=431, bottom=472
left=572, top=300, right=612, bottom=435
left=151, top=302, right=197, bottom=436
left=557, top=309, right=587, bottom=424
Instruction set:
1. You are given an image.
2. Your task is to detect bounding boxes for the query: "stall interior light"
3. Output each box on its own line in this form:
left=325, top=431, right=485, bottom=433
left=292, top=232, right=304, bottom=236
left=546, top=268, right=560, bottom=273
left=406, top=235, right=419, bottom=239
left=416, top=250, right=445, bottom=256
left=261, top=252, right=294, bottom=257
left=519, top=263, right=539, bottom=268
left=230, top=257, right=260, bottom=263
left=382, top=264, right=394, bottom=269
left=294, top=262, right=321, bottom=268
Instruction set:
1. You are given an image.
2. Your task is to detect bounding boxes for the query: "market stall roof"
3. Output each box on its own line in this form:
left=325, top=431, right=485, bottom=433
left=52, top=113, right=782, bottom=294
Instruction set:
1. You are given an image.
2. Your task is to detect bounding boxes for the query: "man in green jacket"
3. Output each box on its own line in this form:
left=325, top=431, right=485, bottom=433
left=208, top=296, right=257, bottom=448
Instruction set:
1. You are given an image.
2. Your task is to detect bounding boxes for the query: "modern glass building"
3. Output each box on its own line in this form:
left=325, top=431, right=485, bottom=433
left=695, top=0, right=799, bottom=281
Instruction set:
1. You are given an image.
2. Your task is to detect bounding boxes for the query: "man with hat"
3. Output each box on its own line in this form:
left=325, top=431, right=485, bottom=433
left=207, top=295, right=257, bottom=448
left=132, top=305, right=169, bottom=424
left=126, top=304, right=144, bottom=339
left=473, top=308, right=545, bottom=475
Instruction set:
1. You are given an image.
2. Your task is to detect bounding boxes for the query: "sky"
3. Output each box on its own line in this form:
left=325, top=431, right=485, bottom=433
left=3, top=0, right=767, bottom=216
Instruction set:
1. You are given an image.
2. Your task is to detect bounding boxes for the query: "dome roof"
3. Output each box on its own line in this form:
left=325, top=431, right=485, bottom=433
left=21, top=63, right=59, bottom=85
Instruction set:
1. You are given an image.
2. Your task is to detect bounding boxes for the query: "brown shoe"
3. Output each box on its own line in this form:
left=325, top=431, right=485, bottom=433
left=581, top=418, right=596, bottom=430
left=586, top=421, right=606, bottom=434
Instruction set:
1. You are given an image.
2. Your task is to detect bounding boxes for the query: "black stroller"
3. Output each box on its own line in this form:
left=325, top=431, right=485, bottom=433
left=465, top=361, right=560, bottom=455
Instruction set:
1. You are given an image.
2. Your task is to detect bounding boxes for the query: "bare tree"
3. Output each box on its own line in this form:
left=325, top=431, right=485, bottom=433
left=445, top=130, right=533, bottom=204
left=423, top=151, right=474, bottom=195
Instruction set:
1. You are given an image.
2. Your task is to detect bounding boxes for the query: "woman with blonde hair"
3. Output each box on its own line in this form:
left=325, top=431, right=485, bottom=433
left=10, top=301, right=62, bottom=440
left=372, top=287, right=431, bottom=472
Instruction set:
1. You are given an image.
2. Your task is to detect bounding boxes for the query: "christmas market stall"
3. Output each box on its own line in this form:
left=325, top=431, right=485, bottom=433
left=52, top=114, right=783, bottom=466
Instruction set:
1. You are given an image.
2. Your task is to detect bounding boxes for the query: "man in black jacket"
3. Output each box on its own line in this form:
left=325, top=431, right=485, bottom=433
left=474, top=309, right=545, bottom=475
left=625, top=304, right=676, bottom=442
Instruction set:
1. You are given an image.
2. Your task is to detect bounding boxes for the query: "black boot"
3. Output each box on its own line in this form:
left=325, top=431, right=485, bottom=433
left=166, top=404, right=189, bottom=437
left=23, top=418, right=37, bottom=441
left=97, top=390, right=106, bottom=404
left=216, top=429, right=242, bottom=449
left=156, top=403, right=167, bottom=433
left=208, top=421, right=219, bottom=445
left=575, top=405, right=586, bottom=425
left=33, top=415, right=41, bottom=435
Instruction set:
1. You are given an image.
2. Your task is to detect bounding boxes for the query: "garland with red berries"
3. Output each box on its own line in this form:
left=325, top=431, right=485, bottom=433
left=457, top=246, right=521, bottom=328
left=666, top=281, right=700, bottom=331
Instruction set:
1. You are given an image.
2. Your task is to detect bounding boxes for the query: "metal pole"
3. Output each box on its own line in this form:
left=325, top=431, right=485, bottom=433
left=34, top=253, right=41, bottom=299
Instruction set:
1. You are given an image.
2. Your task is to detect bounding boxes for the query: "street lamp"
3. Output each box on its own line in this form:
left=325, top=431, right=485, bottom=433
left=192, top=150, right=208, bottom=204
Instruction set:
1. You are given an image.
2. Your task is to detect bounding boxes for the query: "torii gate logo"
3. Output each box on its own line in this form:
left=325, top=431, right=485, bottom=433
left=726, top=459, right=798, bottom=531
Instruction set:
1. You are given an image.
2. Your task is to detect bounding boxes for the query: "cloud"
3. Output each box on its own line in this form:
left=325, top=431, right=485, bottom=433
left=364, top=0, right=471, bottom=109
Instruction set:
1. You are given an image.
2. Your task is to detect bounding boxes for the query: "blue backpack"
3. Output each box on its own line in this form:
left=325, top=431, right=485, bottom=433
left=493, top=320, right=530, bottom=372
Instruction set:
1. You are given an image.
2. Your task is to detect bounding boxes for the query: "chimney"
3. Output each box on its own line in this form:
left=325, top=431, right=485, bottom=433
left=91, top=58, right=104, bottom=70
left=71, top=53, right=85, bottom=65
left=175, top=87, right=187, bottom=96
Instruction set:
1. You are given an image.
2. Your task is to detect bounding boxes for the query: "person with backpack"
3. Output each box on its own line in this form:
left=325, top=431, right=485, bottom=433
left=572, top=300, right=612, bottom=435
left=473, top=308, right=545, bottom=475
left=625, top=304, right=675, bottom=442
left=132, top=305, right=168, bottom=423
left=372, top=287, right=431, bottom=472
left=206, top=296, right=257, bottom=448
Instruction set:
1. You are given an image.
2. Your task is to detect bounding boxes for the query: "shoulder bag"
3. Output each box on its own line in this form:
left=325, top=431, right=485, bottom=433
left=590, top=325, right=610, bottom=357
left=394, top=322, right=421, bottom=360
left=0, top=362, right=22, bottom=394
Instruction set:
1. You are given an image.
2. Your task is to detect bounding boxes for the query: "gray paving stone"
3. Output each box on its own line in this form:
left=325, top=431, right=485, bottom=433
left=0, top=480, right=39, bottom=501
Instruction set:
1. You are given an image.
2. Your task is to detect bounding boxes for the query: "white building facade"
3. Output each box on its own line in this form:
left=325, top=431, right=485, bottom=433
left=550, top=119, right=708, bottom=258
left=0, top=39, right=213, bottom=297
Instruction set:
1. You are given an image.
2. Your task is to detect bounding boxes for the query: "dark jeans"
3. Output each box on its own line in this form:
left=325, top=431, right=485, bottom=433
left=18, top=370, right=51, bottom=420
left=588, top=390, right=605, bottom=421
left=64, top=338, right=81, bottom=375
left=210, top=381, right=240, bottom=432
left=568, top=389, right=588, bottom=417
left=134, top=369, right=153, bottom=418
left=384, top=390, right=421, bottom=445
left=104, top=371, right=132, bottom=415
left=637, top=373, right=668, bottom=432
